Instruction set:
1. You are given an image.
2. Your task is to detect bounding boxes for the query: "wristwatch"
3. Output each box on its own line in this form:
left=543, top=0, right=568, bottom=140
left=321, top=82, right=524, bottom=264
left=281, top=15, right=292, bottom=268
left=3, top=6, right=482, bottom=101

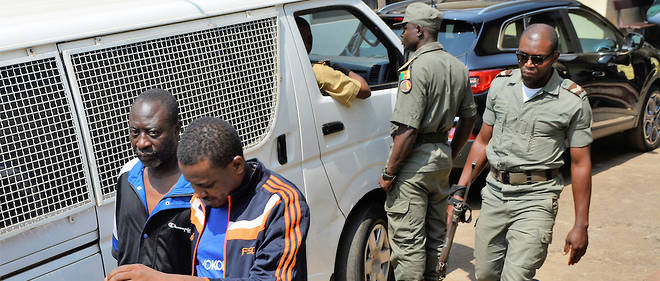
left=382, top=168, right=396, bottom=181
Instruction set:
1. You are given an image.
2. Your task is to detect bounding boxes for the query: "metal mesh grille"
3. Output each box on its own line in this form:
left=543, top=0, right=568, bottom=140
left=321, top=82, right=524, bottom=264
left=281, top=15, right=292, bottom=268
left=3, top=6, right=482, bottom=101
left=69, top=18, right=279, bottom=198
left=0, top=58, right=91, bottom=235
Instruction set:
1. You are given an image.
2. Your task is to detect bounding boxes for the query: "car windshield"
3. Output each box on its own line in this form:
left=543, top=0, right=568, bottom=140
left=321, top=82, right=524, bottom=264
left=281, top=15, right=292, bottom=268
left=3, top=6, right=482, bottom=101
left=390, top=19, right=477, bottom=57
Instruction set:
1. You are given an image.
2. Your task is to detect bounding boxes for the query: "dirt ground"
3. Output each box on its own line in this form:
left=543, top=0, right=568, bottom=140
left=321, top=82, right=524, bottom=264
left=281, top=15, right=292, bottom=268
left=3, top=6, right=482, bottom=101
left=443, top=134, right=660, bottom=281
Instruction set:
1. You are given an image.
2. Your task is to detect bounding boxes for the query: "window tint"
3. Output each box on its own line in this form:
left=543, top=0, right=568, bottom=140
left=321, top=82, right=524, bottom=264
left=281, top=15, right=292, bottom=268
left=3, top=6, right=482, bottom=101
left=390, top=20, right=477, bottom=57
left=499, top=11, right=574, bottom=53
left=527, top=11, right=575, bottom=53
left=299, top=9, right=397, bottom=85
left=569, top=11, right=621, bottom=53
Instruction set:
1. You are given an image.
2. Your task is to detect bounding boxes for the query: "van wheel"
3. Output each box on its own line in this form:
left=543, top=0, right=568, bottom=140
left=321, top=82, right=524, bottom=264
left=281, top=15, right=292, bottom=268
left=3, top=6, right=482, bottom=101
left=336, top=203, right=393, bottom=281
left=629, top=90, right=660, bottom=151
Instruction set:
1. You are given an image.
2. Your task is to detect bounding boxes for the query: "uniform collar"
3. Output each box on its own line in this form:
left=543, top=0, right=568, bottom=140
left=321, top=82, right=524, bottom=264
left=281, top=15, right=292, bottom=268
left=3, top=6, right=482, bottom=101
left=510, top=69, right=562, bottom=97
left=399, top=42, right=444, bottom=71
left=411, top=41, right=444, bottom=57
left=539, top=69, right=563, bottom=96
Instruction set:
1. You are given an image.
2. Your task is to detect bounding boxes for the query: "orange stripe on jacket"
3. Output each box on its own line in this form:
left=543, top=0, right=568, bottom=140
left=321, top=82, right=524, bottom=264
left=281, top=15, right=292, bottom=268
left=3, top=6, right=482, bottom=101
left=262, top=180, right=290, bottom=281
left=268, top=178, right=299, bottom=281
left=265, top=177, right=302, bottom=281
left=189, top=195, right=207, bottom=276
left=270, top=176, right=303, bottom=281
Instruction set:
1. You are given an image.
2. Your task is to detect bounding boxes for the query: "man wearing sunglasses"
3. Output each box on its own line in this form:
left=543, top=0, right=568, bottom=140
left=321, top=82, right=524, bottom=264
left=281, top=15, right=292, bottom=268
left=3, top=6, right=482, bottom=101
left=454, top=23, right=593, bottom=280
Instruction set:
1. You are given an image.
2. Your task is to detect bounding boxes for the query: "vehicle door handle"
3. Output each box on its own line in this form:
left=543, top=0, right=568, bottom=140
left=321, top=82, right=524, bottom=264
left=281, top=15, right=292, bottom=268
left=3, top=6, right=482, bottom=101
left=592, top=71, right=605, bottom=77
left=277, top=134, right=287, bottom=165
left=322, top=121, right=344, bottom=135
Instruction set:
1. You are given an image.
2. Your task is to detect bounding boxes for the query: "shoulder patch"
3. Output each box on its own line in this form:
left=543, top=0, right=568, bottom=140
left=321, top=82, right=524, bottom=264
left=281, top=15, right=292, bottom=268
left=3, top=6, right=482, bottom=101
left=567, top=82, right=584, bottom=96
left=561, top=80, right=585, bottom=96
left=497, top=69, right=513, bottom=77
left=399, top=69, right=412, bottom=93
left=398, top=54, right=419, bottom=72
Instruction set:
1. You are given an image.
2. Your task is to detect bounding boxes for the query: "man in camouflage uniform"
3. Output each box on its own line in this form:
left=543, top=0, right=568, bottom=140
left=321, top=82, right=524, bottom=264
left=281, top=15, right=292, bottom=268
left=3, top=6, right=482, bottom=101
left=379, top=3, right=477, bottom=280
left=454, top=24, right=593, bottom=281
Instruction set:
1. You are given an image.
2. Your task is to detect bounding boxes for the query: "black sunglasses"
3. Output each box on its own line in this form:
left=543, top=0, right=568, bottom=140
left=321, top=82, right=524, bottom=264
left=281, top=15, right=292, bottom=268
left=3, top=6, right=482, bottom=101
left=516, top=51, right=554, bottom=66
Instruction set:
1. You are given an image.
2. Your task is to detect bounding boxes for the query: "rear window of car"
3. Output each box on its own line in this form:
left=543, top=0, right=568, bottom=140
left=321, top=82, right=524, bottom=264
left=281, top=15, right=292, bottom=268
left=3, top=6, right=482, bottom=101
left=389, top=19, right=478, bottom=57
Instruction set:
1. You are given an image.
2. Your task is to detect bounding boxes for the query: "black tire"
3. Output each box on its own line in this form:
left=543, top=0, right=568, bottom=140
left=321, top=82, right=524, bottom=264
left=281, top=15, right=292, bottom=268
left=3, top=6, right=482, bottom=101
left=628, top=90, right=660, bottom=151
left=335, top=203, right=393, bottom=281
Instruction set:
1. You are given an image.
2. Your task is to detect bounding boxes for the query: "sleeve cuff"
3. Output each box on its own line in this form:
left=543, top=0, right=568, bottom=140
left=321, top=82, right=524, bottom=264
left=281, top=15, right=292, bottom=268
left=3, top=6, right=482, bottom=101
left=391, top=116, right=420, bottom=130
left=457, top=106, right=477, bottom=118
left=568, top=128, right=593, bottom=147
left=482, top=110, right=495, bottom=126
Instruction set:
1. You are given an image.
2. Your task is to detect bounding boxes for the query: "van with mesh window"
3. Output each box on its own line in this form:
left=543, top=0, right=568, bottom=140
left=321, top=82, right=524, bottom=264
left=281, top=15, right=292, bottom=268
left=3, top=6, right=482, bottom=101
left=0, top=0, right=407, bottom=280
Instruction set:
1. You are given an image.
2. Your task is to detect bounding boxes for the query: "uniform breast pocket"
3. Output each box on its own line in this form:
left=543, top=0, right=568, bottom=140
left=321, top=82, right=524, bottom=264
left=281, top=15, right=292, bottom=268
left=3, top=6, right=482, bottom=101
left=490, top=102, right=509, bottom=144
left=533, top=119, right=561, bottom=137
left=531, top=119, right=565, bottom=153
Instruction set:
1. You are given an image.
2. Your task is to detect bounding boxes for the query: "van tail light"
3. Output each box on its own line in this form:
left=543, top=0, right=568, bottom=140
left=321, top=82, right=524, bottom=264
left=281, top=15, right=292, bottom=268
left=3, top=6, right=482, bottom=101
left=469, top=69, right=503, bottom=94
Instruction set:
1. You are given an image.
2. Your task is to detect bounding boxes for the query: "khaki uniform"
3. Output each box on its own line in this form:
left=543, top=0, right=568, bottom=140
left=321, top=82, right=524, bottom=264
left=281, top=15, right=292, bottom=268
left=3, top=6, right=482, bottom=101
left=312, top=62, right=360, bottom=107
left=386, top=42, right=476, bottom=281
left=475, top=69, right=592, bottom=281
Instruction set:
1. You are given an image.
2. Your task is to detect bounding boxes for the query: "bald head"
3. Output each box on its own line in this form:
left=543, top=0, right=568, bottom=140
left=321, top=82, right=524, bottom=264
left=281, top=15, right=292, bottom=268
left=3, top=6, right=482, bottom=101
left=520, top=23, right=558, bottom=52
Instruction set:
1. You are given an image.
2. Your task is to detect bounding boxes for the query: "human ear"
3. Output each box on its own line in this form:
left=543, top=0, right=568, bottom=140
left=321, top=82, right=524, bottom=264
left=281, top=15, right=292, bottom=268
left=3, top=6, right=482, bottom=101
left=231, top=156, right=245, bottom=175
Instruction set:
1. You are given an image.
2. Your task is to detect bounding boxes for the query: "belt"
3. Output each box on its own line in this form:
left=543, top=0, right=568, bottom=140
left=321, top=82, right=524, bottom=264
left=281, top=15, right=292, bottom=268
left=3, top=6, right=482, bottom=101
left=490, top=168, right=558, bottom=185
left=415, top=132, right=448, bottom=144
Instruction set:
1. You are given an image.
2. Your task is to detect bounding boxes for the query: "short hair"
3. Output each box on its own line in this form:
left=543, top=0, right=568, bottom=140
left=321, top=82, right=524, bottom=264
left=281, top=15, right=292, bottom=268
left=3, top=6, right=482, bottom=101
left=133, top=88, right=180, bottom=125
left=521, top=23, right=558, bottom=52
left=177, top=117, right=244, bottom=168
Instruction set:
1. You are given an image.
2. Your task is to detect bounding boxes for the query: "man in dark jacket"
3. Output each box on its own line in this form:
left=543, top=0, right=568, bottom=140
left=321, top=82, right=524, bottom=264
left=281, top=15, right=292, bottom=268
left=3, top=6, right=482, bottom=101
left=112, top=88, right=193, bottom=274
left=106, top=117, right=310, bottom=281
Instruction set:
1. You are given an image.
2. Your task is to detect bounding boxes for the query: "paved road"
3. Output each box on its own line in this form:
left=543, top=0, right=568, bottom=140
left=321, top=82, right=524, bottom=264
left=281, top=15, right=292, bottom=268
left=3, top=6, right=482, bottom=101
left=443, top=134, right=660, bottom=281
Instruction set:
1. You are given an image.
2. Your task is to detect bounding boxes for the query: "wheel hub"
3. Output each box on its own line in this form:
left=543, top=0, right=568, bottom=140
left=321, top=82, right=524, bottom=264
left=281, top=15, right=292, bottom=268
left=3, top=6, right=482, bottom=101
left=643, top=93, right=660, bottom=146
left=364, top=223, right=391, bottom=281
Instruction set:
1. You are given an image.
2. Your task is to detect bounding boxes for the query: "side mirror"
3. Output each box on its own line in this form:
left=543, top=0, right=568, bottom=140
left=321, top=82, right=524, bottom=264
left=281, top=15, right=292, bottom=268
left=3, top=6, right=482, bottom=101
left=625, top=32, right=644, bottom=51
left=595, top=39, right=617, bottom=53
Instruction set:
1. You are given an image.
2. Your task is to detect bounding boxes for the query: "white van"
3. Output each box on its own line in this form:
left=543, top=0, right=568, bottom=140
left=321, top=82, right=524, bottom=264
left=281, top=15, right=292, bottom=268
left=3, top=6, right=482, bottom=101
left=0, top=0, right=407, bottom=280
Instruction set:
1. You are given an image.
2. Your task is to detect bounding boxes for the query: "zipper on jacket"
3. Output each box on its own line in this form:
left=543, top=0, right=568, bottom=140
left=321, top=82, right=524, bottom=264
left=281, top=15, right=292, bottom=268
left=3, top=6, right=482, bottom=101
left=224, top=195, right=231, bottom=279
left=191, top=199, right=207, bottom=275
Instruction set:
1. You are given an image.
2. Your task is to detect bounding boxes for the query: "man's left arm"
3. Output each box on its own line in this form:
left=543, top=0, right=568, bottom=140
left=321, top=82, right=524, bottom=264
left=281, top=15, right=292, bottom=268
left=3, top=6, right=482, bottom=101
left=347, top=71, right=371, bottom=99
left=564, top=93, right=593, bottom=265
left=250, top=189, right=310, bottom=281
left=380, top=125, right=418, bottom=191
left=564, top=145, right=591, bottom=265
left=450, top=75, right=478, bottom=161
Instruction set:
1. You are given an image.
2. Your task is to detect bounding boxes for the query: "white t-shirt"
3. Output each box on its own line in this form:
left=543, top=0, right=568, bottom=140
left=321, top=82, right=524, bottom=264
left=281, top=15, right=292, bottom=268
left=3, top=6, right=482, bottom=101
left=521, top=84, right=542, bottom=102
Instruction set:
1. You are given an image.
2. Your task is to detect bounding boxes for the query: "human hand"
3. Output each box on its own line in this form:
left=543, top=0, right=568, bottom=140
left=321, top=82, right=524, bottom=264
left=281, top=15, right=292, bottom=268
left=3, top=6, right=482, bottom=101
left=445, top=195, right=463, bottom=229
left=563, top=225, right=588, bottom=265
left=379, top=175, right=394, bottom=192
left=105, top=264, right=168, bottom=281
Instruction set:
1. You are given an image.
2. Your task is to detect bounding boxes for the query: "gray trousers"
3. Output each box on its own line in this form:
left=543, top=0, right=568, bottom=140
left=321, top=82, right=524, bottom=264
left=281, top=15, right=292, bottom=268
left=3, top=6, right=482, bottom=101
left=385, top=169, right=451, bottom=281
left=474, top=181, right=559, bottom=281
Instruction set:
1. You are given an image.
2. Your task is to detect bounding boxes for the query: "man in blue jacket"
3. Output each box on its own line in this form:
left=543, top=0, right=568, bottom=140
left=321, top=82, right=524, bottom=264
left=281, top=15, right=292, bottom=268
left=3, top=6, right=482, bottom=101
left=112, top=88, right=194, bottom=274
left=106, top=117, right=310, bottom=281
